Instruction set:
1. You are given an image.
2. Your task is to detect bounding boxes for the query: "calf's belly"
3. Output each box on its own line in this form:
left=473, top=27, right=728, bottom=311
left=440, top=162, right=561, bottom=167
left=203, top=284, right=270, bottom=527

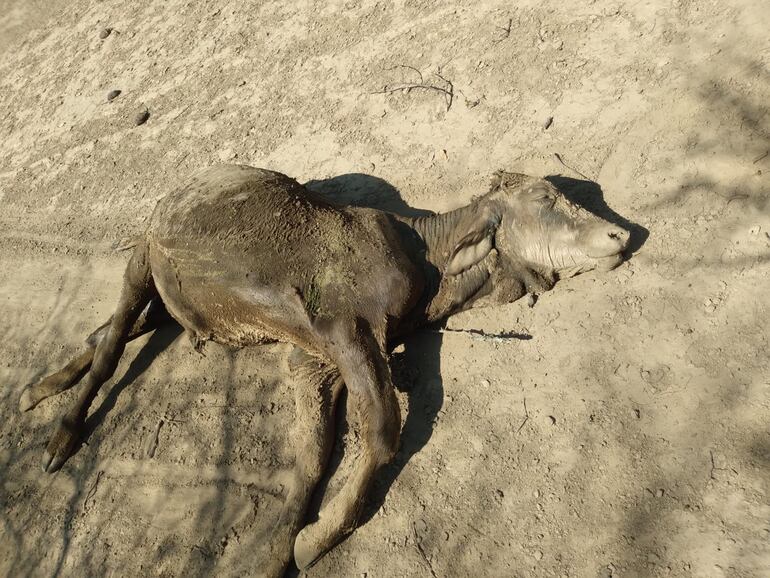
left=149, top=246, right=317, bottom=351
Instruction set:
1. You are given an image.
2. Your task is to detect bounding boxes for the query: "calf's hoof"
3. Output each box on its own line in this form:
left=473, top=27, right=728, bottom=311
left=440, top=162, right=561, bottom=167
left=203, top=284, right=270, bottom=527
left=293, top=523, right=327, bottom=570
left=19, top=388, right=39, bottom=413
left=294, top=519, right=346, bottom=570
left=42, top=417, right=82, bottom=473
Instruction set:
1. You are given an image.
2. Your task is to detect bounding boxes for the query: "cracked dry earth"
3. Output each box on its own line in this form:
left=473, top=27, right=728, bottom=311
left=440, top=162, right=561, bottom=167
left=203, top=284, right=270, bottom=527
left=1, top=1, right=768, bottom=577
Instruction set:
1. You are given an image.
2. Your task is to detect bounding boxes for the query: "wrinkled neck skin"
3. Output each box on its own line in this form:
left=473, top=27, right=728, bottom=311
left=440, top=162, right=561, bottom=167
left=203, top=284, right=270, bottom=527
left=410, top=203, right=481, bottom=273
left=399, top=197, right=555, bottom=326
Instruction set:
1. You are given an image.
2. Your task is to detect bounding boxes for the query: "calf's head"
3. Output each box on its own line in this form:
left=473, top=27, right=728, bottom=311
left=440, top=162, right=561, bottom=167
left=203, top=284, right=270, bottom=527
left=446, top=171, right=630, bottom=297
left=494, top=172, right=629, bottom=278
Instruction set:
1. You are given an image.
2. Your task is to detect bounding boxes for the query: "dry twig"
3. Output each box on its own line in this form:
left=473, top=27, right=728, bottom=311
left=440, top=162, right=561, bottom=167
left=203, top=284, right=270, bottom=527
left=372, top=64, right=455, bottom=111
left=553, top=152, right=591, bottom=180
left=429, top=327, right=531, bottom=342
left=146, top=418, right=164, bottom=458
left=413, top=523, right=439, bottom=578
left=83, top=470, right=103, bottom=509
left=516, top=397, right=530, bottom=434
left=494, top=17, right=513, bottom=42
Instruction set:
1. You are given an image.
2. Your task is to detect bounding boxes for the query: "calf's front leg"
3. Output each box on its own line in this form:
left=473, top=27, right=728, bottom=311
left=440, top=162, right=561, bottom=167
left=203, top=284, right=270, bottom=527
left=293, top=318, right=400, bottom=569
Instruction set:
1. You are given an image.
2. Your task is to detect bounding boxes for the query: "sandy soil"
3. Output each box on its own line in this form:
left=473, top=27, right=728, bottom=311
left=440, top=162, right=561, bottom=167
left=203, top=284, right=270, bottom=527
left=1, top=1, right=768, bottom=577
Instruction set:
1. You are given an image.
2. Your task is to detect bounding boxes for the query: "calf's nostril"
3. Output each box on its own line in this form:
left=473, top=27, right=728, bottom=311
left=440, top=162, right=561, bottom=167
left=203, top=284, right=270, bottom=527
left=606, top=228, right=629, bottom=246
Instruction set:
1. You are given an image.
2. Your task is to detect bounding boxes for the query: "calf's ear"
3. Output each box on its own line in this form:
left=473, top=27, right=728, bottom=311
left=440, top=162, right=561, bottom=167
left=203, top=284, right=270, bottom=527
left=445, top=210, right=500, bottom=276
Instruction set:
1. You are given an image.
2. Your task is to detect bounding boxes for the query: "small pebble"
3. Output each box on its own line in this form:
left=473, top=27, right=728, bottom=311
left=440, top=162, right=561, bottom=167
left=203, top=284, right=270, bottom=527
left=655, top=488, right=665, bottom=498
left=99, top=27, right=113, bottom=39
left=533, top=550, right=543, bottom=561
left=548, top=415, right=557, bottom=425
left=480, top=378, right=490, bottom=387
left=135, top=109, right=150, bottom=125
left=543, top=116, right=554, bottom=130
left=106, top=89, right=121, bottom=102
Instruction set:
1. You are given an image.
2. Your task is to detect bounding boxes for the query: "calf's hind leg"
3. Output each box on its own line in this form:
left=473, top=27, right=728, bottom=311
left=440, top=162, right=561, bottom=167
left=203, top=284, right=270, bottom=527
left=42, top=244, right=157, bottom=473
left=20, top=350, right=93, bottom=414
left=19, top=298, right=170, bottom=413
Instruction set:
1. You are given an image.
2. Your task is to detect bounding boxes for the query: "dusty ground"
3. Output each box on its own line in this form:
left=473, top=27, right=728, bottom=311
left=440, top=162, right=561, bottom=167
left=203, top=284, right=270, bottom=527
left=1, top=0, right=768, bottom=576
